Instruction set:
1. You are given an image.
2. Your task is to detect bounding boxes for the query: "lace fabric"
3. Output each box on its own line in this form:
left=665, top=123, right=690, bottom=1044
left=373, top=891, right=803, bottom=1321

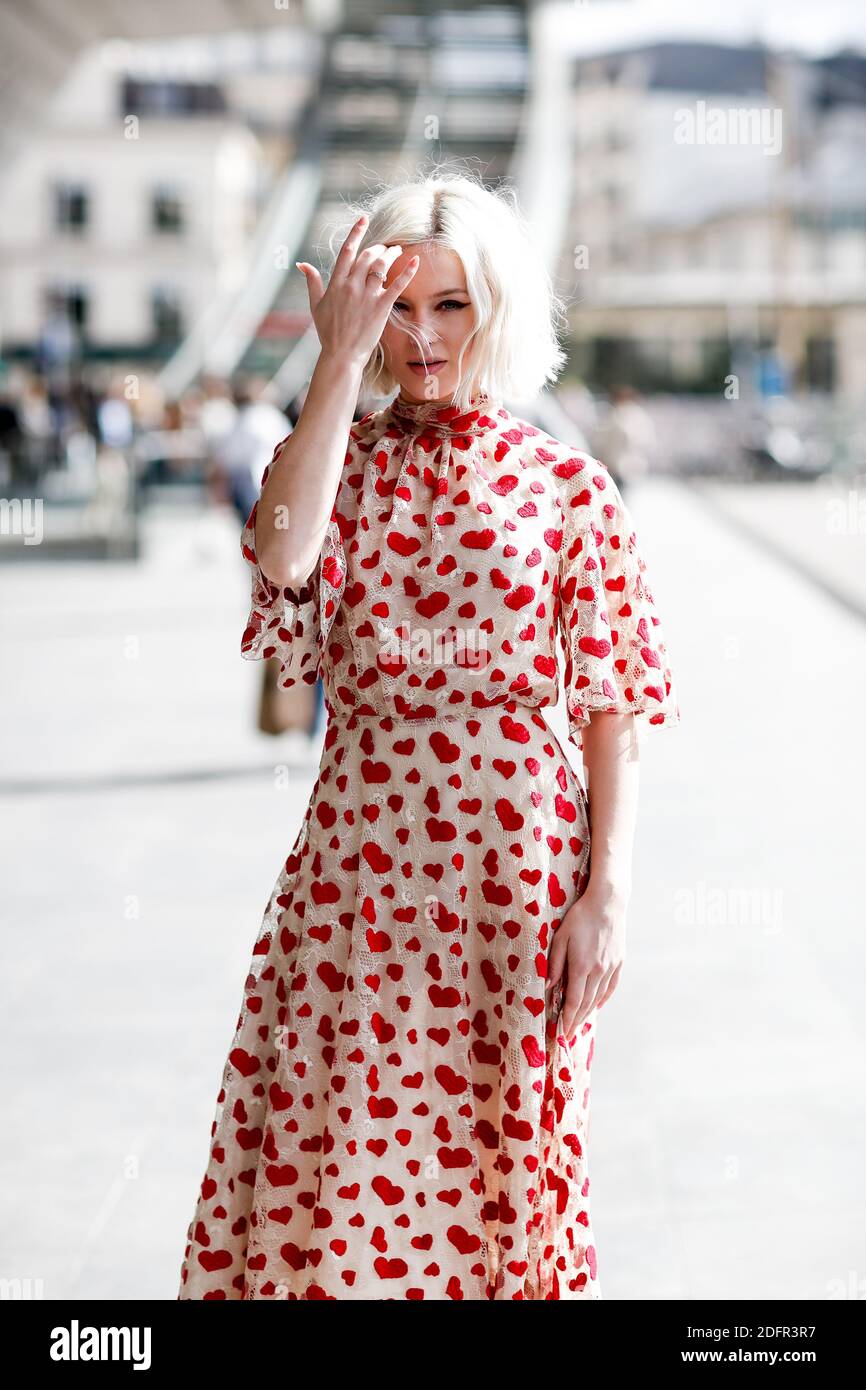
left=178, top=395, right=680, bottom=1301
left=381, top=389, right=499, bottom=440
left=239, top=448, right=347, bottom=690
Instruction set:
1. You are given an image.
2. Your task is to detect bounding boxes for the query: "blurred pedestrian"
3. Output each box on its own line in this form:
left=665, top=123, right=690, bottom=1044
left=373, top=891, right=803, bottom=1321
left=212, top=378, right=322, bottom=744
left=591, top=385, right=657, bottom=497
left=198, top=374, right=238, bottom=456
left=0, top=376, right=22, bottom=489
left=97, top=380, right=134, bottom=451
left=213, top=375, right=290, bottom=527
left=18, top=375, right=54, bottom=485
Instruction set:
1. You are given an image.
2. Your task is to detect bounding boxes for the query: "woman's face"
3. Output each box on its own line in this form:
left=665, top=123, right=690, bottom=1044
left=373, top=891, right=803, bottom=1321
left=379, top=242, right=476, bottom=403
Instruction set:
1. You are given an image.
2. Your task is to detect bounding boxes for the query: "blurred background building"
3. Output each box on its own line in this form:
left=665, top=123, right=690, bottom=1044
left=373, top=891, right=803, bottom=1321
left=565, top=42, right=866, bottom=399
left=0, top=0, right=863, bottom=559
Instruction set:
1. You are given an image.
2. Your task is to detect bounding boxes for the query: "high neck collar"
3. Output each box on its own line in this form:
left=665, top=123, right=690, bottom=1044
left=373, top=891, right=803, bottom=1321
left=384, top=389, right=498, bottom=439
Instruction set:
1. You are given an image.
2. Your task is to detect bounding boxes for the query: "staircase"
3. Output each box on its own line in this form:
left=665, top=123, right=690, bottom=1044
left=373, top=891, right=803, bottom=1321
left=159, top=1, right=533, bottom=404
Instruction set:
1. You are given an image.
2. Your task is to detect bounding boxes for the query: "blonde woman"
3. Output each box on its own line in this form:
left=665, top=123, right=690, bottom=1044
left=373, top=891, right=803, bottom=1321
left=178, top=167, right=680, bottom=1301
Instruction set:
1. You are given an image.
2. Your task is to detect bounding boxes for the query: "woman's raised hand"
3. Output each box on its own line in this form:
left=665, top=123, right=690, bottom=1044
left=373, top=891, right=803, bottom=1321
left=297, top=214, right=418, bottom=367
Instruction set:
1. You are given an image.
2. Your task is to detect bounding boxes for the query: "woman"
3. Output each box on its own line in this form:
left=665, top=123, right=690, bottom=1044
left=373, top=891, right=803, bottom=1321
left=177, top=170, right=680, bottom=1301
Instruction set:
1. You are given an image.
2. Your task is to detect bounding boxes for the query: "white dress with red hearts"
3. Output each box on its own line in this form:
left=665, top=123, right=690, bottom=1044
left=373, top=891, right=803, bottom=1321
left=177, top=389, right=680, bottom=1300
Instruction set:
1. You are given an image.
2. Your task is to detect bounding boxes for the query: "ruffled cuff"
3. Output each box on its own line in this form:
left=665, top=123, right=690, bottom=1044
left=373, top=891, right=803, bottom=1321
left=556, top=454, right=681, bottom=746
left=238, top=432, right=349, bottom=693
left=239, top=507, right=321, bottom=689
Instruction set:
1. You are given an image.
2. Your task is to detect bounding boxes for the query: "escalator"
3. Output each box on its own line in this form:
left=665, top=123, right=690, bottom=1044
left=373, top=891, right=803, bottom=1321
left=159, top=1, right=533, bottom=406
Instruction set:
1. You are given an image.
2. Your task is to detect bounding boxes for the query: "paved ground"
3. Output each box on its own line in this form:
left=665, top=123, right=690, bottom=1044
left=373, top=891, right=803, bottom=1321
left=689, top=476, right=866, bottom=618
left=2, top=479, right=864, bottom=1301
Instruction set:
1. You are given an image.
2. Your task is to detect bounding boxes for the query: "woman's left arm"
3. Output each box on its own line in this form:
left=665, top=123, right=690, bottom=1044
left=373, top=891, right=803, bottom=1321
left=548, top=710, right=640, bottom=1043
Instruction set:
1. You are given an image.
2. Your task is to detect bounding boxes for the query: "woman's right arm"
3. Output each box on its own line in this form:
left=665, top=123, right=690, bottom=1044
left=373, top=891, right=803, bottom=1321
left=255, top=214, right=419, bottom=589
left=255, top=349, right=364, bottom=589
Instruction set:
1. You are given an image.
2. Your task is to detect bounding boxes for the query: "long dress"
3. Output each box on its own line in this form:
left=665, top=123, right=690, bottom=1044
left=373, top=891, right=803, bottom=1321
left=177, top=389, right=680, bottom=1301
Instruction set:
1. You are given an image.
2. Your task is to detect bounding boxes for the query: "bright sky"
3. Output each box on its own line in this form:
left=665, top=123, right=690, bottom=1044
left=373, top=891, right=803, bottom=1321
left=558, top=0, right=865, bottom=58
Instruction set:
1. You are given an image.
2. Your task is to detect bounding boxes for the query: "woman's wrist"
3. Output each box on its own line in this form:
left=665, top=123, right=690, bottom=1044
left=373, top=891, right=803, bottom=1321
left=316, top=345, right=369, bottom=377
left=299, top=348, right=367, bottom=423
left=586, top=866, right=632, bottom=905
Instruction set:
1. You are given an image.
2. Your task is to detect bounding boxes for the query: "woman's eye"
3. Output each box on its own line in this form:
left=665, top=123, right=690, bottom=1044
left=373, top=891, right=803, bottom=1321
left=393, top=300, right=469, bottom=312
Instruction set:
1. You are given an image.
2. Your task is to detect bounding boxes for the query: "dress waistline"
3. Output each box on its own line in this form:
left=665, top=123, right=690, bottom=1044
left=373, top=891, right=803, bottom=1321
left=327, top=702, right=549, bottom=726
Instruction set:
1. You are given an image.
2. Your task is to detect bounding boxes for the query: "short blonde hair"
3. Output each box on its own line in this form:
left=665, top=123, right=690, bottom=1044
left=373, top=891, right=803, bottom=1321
left=324, top=160, right=568, bottom=412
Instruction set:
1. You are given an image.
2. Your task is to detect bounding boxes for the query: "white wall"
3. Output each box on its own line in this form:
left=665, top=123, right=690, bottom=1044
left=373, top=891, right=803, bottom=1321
left=0, top=45, right=266, bottom=349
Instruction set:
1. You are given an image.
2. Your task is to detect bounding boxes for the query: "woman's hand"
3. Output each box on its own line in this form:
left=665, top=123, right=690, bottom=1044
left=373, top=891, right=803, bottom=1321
left=297, top=214, right=419, bottom=367
left=547, top=878, right=629, bottom=1043
left=548, top=710, right=640, bottom=1044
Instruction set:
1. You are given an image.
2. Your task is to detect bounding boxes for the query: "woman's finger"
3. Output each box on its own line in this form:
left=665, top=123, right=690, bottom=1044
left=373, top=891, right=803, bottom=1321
left=547, top=933, right=568, bottom=991
left=333, top=214, right=369, bottom=279
left=559, top=967, right=589, bottom=1042
left=351, top=241, right=401, bottom=284
left=563, top=963, right=605, bottom=1041
left=360, top=246, right=408, bottom=300
left=297, top=262, right=324, bottom=314
left=594, top=962, right=622, bottom=1011
left=572, top=968, right=610, bottom=1034
left=373, top=245, right=412, bottom=292
left=380, top=253, right=420, bottom=303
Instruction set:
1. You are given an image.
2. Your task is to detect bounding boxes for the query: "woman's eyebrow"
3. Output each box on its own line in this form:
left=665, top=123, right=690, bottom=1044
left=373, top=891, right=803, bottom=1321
left=395, top=287, right=468, bottom=297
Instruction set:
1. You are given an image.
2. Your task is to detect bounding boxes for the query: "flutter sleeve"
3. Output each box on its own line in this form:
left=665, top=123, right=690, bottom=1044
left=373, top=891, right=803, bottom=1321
left=239, top=439, right=346, bottom=691
left=554, top=452, right=681, bottom=746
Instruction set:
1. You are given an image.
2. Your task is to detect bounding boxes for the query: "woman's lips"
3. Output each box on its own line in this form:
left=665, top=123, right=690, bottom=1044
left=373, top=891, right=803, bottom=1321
left=407, top=361, right=446, bottom=376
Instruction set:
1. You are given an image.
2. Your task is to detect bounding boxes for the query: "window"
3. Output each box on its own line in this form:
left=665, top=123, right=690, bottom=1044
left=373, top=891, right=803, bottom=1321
left=122, top=78, right=226, bottom=116
left=151, top=287, right=183, bottom=343
left=152, top=186, right=184, bottom=234
left=54, top=183, right=89, bottom=234
left=45, top=284, right=88, bottom=330
left=39, top=287, right=87, bottom=365
left=804, top=336, right=835, bottom=392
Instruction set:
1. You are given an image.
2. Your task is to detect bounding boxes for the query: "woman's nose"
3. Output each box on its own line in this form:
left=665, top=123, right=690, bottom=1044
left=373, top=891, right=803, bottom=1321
left=408, top=316, right=441, bottom=342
